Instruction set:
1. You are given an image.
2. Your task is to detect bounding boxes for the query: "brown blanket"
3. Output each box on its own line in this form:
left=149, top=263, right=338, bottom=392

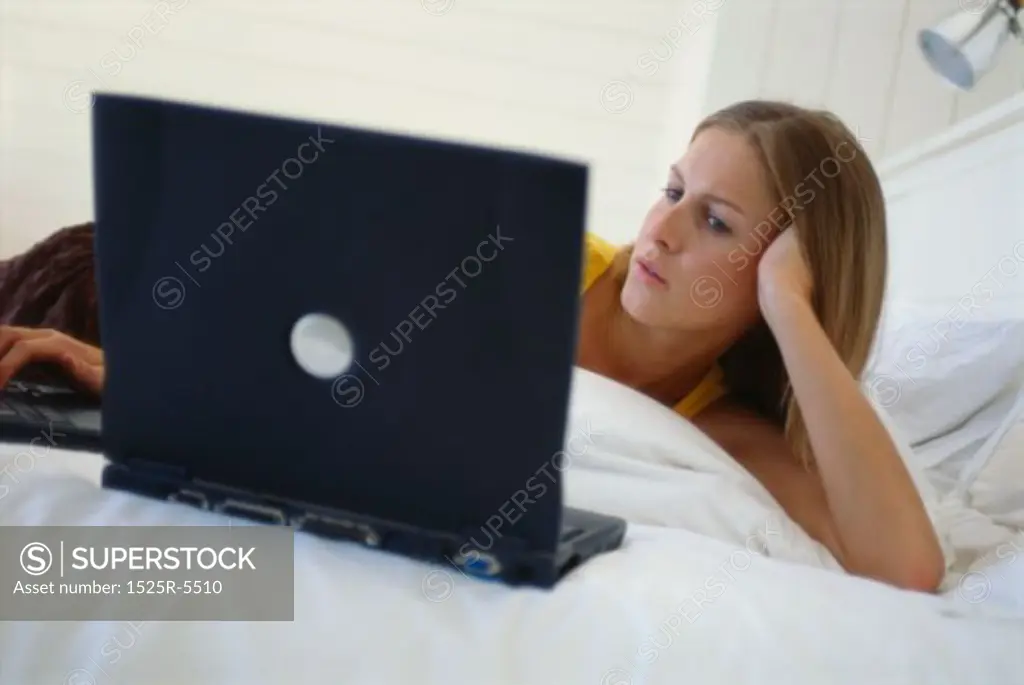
left=0, top=222, right=100, bottom=346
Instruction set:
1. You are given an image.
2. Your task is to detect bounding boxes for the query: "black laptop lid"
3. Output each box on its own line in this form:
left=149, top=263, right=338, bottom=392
left=91, top=94, right=587, bottom=554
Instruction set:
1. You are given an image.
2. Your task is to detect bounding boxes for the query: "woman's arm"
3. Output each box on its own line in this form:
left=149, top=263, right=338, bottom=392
left=761, top=296, right=945, bottom=590
left=757, top=232, right=945, bottom=592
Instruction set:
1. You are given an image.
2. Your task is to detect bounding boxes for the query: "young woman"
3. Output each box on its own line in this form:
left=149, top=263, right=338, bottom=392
left=0, top=100, right=946, bottom=592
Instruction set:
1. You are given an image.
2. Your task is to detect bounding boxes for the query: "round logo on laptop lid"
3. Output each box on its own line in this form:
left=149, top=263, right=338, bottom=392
left=290, top=312, right=355, bottom=379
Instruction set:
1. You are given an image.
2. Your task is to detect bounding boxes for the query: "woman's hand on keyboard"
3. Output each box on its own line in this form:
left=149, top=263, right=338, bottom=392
left=0, top=326, right=104, bottom=395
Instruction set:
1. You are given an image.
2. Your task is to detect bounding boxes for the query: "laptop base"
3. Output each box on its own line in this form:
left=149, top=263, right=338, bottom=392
left=101, top=461, right=625, bottom=589
left=0, top=381, right=103, bottom=453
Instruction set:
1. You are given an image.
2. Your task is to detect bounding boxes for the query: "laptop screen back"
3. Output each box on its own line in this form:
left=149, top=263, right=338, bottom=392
left=91, top=94, right=587, bottom=554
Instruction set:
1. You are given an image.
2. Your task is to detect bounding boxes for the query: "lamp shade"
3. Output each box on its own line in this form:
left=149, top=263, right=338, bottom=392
left=918, top=1, right=1016, bottom=90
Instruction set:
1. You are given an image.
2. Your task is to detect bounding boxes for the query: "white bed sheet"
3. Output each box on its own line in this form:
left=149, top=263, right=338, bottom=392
left=1, top=369, right=1023, bottom=685
left=0, top=451, right=1022, bottom=685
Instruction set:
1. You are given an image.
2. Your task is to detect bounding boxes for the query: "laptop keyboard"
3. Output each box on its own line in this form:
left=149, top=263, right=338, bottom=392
left=4, top=380, right=80, bottom=397
left=0, top=396, right=41, bottom=423
left=0, top=381, right=80, bottom=425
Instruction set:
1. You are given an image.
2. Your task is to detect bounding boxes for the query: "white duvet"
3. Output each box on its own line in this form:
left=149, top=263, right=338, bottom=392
left=1, top=368, right=1022, bottom=685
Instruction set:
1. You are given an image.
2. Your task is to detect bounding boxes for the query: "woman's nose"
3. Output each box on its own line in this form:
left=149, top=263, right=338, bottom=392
left=648, top=209, right=689, bottom=253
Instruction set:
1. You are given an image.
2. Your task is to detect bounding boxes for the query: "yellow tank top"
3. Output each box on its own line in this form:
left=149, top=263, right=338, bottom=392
left=581, top=233, right=727, bottom=419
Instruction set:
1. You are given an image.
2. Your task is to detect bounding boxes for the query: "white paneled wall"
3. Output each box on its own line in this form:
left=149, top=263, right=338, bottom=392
left=0, top=0, right=709, bottom=255
left=703, top=0, right=1024, bottom=161
left=880, top=94, right=1024, bottom=316
left=1, top=0, right=1022, bottom=257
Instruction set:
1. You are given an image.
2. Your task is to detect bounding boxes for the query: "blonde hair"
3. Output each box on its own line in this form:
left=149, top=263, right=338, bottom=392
left=626, top=100, right=888, bottom=468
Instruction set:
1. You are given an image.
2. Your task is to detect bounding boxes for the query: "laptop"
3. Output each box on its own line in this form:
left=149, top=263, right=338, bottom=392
left=0, top=372, right=103, bottom=452
left=91, top=93, right=626, bottom=588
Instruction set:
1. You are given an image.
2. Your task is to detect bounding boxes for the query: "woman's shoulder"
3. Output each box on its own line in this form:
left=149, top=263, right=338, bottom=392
left=690, top=395, right=798, bottom=472
left=581, top=233, right=620, bottom=293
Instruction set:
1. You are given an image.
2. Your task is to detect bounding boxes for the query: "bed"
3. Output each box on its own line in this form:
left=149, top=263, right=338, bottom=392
left=2, top=97, right=1024, bottom=683
left=1, top=366, right=1022, bottom=685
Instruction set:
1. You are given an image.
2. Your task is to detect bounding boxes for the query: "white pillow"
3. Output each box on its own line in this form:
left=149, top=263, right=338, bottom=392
left=568, top=366, right=956, bottom=571
left=863, top=308, right=1024, bottom=459
left=917, top=381, right=1024, bottom=493
left=960, top=386, right=1024, bottom=529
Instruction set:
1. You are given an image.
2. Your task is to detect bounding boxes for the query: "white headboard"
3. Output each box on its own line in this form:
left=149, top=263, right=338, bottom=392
left=876, top=92, right=1024, bottom=322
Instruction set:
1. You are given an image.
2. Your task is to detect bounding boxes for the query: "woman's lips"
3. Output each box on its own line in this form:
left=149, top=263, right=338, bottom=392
left=635, top=258, right=667, bottom=287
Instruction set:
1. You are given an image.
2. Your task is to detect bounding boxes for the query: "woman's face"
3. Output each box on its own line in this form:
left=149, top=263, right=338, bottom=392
left=621, top=127, right=782, bottom=333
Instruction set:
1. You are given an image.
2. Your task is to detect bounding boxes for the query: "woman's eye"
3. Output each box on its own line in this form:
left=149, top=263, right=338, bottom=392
left=706, top=213, right=730, bottom=234
left=662, top=186, right=683, bottom=203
